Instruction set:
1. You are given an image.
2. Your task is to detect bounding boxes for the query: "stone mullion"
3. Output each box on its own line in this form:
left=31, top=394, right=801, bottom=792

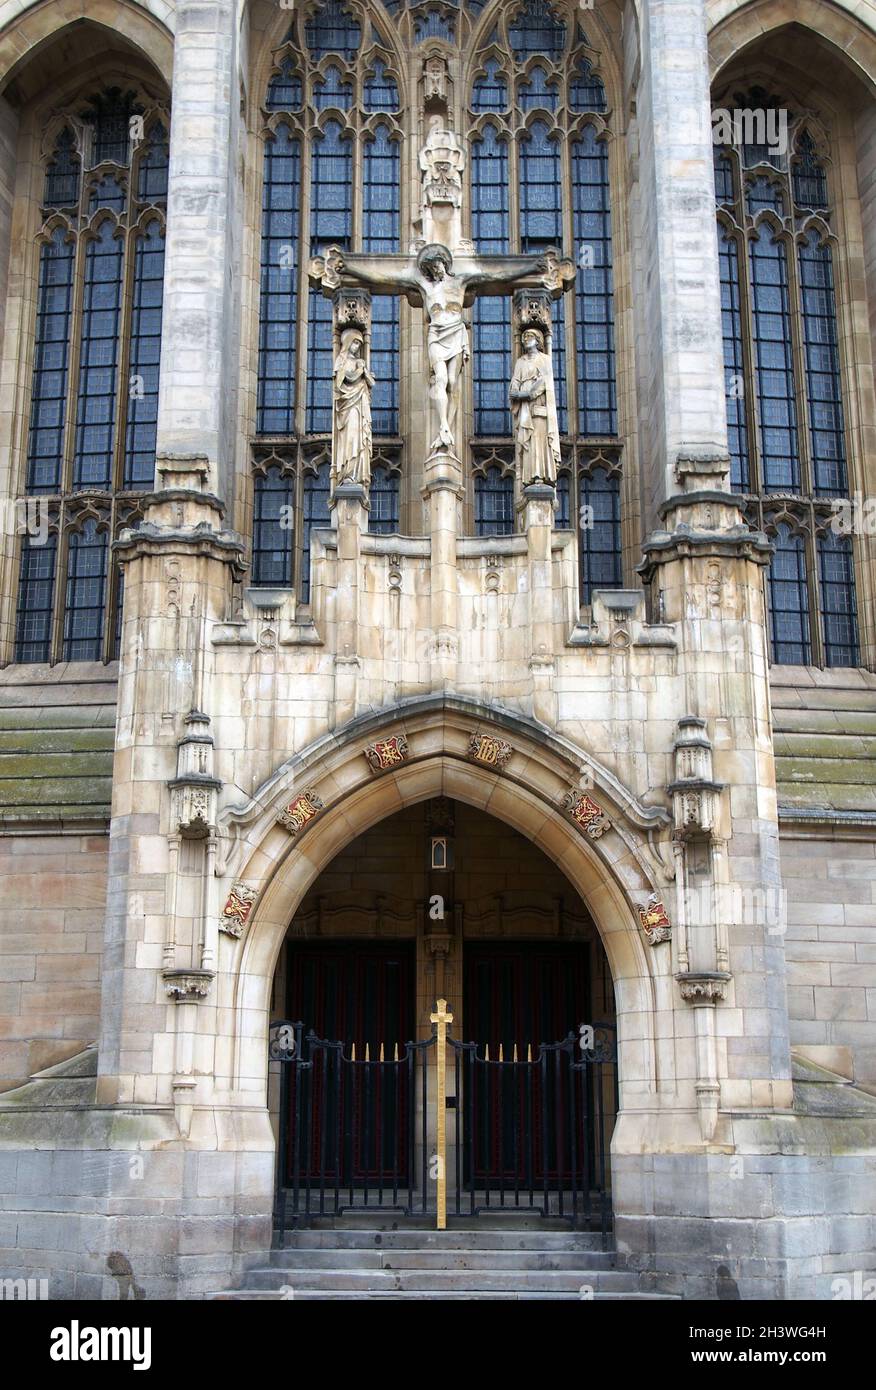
left=112, top=218, right=138, bottom=498
left=805, top=502, right=826, bottom=669
left=294, top=117, right=314, bottom=443
left=739, top=215, right=765, bottom=499
left=784, top=207, right=816, bottom=501
left=558, top=118, right=578, bottom=443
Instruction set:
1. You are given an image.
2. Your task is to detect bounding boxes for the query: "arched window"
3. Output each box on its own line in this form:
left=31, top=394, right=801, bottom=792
left=254, top=6, right=402, bottom=594
left=715, top=105, right=861, bottom=667
left=466, top=1, right=621, bottom=604
left=13, top=91, right=169, bottom=663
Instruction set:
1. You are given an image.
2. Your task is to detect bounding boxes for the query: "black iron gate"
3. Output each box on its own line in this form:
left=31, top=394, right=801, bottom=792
left=270, top=1020, right=436, bottom=1241
left=448, top=1022, right=618, bottom=1245
left=270, top=1017, right=617, bottom=1244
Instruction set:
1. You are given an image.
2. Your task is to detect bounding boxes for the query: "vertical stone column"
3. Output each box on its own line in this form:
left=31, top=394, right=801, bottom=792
left=154, top=0, right=240, bottom=502
left=422, top=455, right=462, bottom=689
left=633, top=0, right=729, bottom=518
left=330, top=289, right=371, bottom=724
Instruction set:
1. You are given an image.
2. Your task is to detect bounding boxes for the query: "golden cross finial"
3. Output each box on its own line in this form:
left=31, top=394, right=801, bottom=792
left=430, top=997, right=454, bottom=1026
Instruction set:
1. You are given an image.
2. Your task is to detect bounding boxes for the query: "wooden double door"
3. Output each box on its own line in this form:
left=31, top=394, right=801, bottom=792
left=283, top=939, right=591, bottom=1189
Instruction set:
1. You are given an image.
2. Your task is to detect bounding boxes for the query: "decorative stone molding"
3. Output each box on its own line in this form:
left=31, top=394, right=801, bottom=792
left=676, top=972, right=732, bottom=1004
left=638, top=893, right=672, bottom=945
left=333, top=286, right=371, bottom=337
left=168, top=711, right=221, bottom=838
left=163, top=969, right=215, bottom=1002
left=674, top=450, right=731, bottom=487
left=277, top=790, right=326, bottom=835
left=668, top=715, right=724, bottom=839
left=364, top=735, right=409, bottom=772
left=513, top=287, right=553, bottom=339
left=562, top=790, right=610, bottom=839
left=467, top=732, right=513, bottom=770
left=219, top=883, right=257, bottom=939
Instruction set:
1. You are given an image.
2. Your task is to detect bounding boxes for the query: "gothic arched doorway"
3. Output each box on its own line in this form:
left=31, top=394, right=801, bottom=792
left=269, top=797, right=618, bottom=1233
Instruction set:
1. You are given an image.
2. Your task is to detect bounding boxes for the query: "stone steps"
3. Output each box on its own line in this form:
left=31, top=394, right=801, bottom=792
left=209, top=1224, right=677, bottom=1301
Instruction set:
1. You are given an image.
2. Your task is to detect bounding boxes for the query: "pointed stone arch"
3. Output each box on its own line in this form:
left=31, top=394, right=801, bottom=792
left=217, top=698, right=674, bottom=1107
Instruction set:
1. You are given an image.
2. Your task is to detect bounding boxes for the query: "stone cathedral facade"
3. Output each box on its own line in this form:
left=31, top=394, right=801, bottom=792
left=0, top=0, right=874, bottom=1302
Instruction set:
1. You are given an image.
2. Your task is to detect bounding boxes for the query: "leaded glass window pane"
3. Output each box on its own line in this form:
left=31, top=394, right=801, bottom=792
left=266, top=59, right=303, bottom=111
left=44, top=129, right=80, bottom=208
left=472, top=124, right=511, bottom=436
left=474, top=467, right=513, bottom=536
left=519, top=121, right=562, bottom=250
left=364, top=128, right=400, bottom=434
left=509, top=0, right=566, bottom=60
left=258, top=127, right=301, bottom=435
left=414, top=9, right=455, bottom=43
left=26, top=228, right=74, bottom=493
left=472, top=60, right=507, bottom=113
left=517, top=65, right=558, bottom=112
left=301, top=464, right=332, bottom=601
left=137, top=122, right=169, bottom=203
left=793, top=132, right=828, bottom=211
left=718, top=227, right=750, bottom=491
left=572, top=128, right=616, bottom=435
left=555, top=471, right=571, bottom=528
left=369, top=465, right=399, bottom=533
left=748, top=229, right=800, bottom=492
left=15, top=533, right=57, bottom=662
left=818, top=531, right=859, bottom=667
left=569, top=59, right=606, bottom=113
left=579, top=466, right=621, bottom=603
left=73, top=221, right=124, bottom=488
left=798, top=231, right=847, bottom=496
left=88, top=89, right=138, bottom=167
left=306, top=0, right=361, bottom=58
left=314, top=65, right=353, bottom=110
left=63, top=520, right=108, bottom=661
left=124, top=220, right=165, bottom=486
left=768, top=525, right=811, bottom=665
left=364, top=60, right=399, bottom=111
left=252, top=466, right=293, bottom=586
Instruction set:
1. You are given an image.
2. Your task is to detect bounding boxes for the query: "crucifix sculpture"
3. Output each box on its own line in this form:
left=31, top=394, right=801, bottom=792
left=311, top=242, right=573, bottom=460
left=309, top=94, right=575, bottom=465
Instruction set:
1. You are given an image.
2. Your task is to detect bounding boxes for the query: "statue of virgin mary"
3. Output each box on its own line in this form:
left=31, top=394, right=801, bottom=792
left=332, top=327, right=375, bottom=489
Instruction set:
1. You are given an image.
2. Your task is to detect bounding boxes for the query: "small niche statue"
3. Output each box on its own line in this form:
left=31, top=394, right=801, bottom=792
left=510, top=326, right=561, bottom=486
left=332, top=327, right=374, bottom=489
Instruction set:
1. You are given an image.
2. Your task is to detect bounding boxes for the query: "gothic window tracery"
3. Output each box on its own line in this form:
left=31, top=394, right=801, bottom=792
left=254, top=3, right=403, bottom=590
left=466, top=0, right=620, bottom=602
left=14, top=90, right=169, bottom=663
left=715, top=100, right=861, bottom=667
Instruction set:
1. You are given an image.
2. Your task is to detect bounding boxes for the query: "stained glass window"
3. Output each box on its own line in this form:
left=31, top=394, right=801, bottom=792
left=252, top=466, right=294, bottom=587
left=369, top=465, right=400, bottom=534
left=748, top=229, right=799, bottom=493
left=471, top=124, right=511, bottom=436
left=301, top=463, right=332, bottom=602
left=15, top=534, right=57, bottom=663
left=254, top=12, right=404, bottom=580
left=509, top=0, right=566, bottom=60
left=472, top=60, right=507, bottom=113
left=767, top=525, right=811, bottom=665
left=818, top=531, right=859, bottom=667
left=798, top=231, right=846, bottom=495
left=474, top=467, right=514, bottom=536
left=16, top=92, right=169, bottom=663
left=714, top=114, right=859, bottom=665
left=579, top=467, right=621, bottom=603
left=63, top=520, right=109, bottom=661
left=572, top=128, right=615, bottom=435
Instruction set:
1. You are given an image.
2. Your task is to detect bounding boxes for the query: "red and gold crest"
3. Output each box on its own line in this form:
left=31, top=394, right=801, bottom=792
left=364, top=735, right=409, bottom=772
left=467, top=732, right=513, bottom=769
left=277, top=789, right=325, bottom=835
left=220, top=883, right=257, bottom=938
left=638, top=894, right=672, bottom=944
left=563, top=790, right=610, bottom=839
